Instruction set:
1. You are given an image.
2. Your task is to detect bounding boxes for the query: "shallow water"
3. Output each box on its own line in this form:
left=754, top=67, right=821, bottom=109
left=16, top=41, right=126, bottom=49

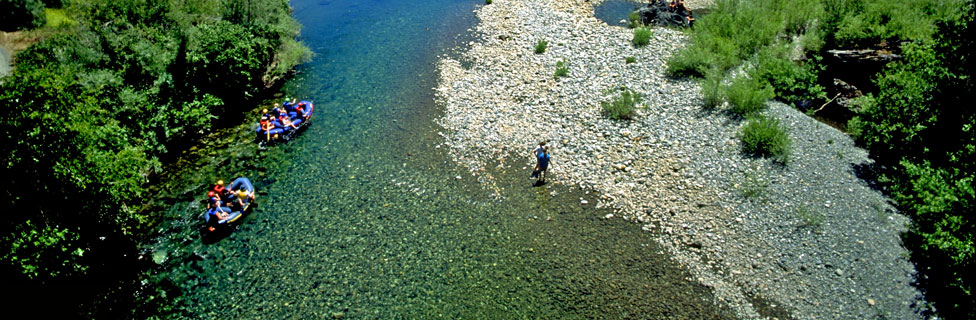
left=147, top=0, right=733, bottom=317
left=594, top=0, right=643, bottom=27
left=1, top=46, right=10, bottom=77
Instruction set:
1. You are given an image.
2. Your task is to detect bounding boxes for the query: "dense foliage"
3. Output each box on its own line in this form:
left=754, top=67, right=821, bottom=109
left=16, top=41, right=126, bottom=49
left=847, top=6, right=975, bottom=316
left=669, top=0, right=974, bottom=317
left=740, top=114, right=791, bottom=163
left=0, top=0, right=311, bottom=314
left=726, top=74, right=774, bottom=115
left=0, top=0, right=47, bottom=31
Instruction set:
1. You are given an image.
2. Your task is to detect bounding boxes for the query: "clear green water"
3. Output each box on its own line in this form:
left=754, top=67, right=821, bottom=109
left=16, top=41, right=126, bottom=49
left=146, top=0, right=732, bottom=318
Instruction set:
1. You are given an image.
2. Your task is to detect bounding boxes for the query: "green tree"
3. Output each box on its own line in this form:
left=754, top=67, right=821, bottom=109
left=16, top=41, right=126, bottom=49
left=0, top=0, right=47, bottom=31
left=1, top=1, right=311, bottom=316
left=849, top=4, right=975, bottom=317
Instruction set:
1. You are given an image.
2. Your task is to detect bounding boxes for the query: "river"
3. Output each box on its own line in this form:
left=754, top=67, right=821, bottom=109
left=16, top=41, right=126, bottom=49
left=143, top=0, right=733, bottom=318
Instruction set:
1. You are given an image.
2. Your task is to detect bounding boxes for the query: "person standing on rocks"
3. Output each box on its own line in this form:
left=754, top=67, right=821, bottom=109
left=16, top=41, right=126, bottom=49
left=530, top=141, right=546, bottom=180
left=530, top=146, right=551, bottom=183
left=532, top=141, right=547, bottom=158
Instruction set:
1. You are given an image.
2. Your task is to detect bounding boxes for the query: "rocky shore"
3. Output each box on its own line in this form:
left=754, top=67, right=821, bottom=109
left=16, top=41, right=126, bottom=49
left=435, top=0, right=925, bottom=318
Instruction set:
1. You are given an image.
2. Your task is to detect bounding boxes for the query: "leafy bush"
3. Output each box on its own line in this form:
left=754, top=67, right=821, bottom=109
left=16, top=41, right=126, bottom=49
left=44, top=8, right=76, bottom=28
left=740, top=114, right=791, bottom=162
left=0, top=0, right=46, bottom=31
left=485, top=0, right=492, bottom=4
left=535, top=40, right=547, bottom=54
left=625, top=56, right=636, bottom=64
left=665, top=0, right=824, bottom=77
left=827, top=0, right=956, bottom=47
left=1, top=220, right=87, bottom=280
left=628, top=10, right=642, bottom=28
left=601, top=87, right=643, bottom=120
left=553, top=59, right=568, bottom=79
left=751, top=45, right=826, bottom=107
left=666, top=32, right=740, bottom=77
left=632, top=27, right=652, bottom=47
left=0, top=0, right=312, bottom=305
left=848, top=8, right=975, bottom=316
left=727, top=75, right=774, bottom=115
left=701, top=69, right=726, bottom=108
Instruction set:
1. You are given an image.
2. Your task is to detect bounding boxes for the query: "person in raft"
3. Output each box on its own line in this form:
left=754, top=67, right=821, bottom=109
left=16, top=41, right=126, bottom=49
left=208, top=191, right=230, bottom=220
left=530, top=146, right=551, bottom=182
left=213, top=180, right=232, bottom=201
left=278, top=112, right=299, bottom=130
left=294, top=101, right=307, bottom=119
left=230, top=188, right=254, bottom=211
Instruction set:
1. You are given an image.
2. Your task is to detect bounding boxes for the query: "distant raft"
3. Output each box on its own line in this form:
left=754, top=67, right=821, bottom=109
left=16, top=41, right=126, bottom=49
left=256, top=100, right=314, bottom=144
left=204, top=177, right=255, bottom=231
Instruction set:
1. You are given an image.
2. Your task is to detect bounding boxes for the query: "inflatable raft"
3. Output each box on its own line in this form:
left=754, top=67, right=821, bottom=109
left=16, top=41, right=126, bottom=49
left=204, top=177, right=255, bottom=231
left=256, top=100, right=314, bottom=144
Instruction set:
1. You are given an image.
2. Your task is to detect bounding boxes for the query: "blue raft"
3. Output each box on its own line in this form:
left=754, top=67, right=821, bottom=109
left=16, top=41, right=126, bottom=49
left=204, top=177, right=255, bottom=231
left=256, top=100, right=314, bottom=144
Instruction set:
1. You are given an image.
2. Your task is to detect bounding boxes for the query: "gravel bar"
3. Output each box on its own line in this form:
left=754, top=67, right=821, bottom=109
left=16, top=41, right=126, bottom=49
left=434, top=0, right=926, bottom=318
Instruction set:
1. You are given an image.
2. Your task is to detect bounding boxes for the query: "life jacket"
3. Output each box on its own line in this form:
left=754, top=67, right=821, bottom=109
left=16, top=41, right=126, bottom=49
left=209, top=196, right=222, bottom=208
left=538, top=153, right=550, bottom=168
left=213, top=184, right=225, bottom=194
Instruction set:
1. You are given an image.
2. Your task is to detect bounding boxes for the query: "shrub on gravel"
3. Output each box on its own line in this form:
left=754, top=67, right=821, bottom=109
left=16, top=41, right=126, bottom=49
left=632, top=27, right=652, bottom=47
left=625, top=56, right=636, bottom=64
left=740, top=114, right=790, bottom=163
left=485, top=0, right=492, bottom=4
left=728, top=75, right=774, bottom=115
left=554, top=59, right=568, bottom=79
left=534, top=40, right=548, bottom=54
left=751, top=44, right=826, bottom=107
left=701, top=69, right=726, bottom=108
left=601, top=87, right=643, bottom=120
left=628, top=10, right=642, bottom=28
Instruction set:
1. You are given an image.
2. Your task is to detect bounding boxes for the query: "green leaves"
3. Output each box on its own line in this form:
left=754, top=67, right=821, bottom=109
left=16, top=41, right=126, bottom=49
left=553, top=59, right=568, bottom=80
left=601, top=87, right=643, bottom=120
left=0, top=0, right=46, bottom=31
left=534, top=40, right=548, bottom=54
left=1, top=220, right=88, bottom=280
left=632, top=27, right=652, bottom=47
left=740, top=114, right=791, bottom=163
left=727, top=75, right=774, bottom=115
left=0, top=0, right=311, bottom=285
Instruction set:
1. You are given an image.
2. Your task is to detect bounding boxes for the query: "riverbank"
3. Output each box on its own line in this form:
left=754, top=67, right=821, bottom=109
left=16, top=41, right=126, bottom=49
left=435, top=0, right=925, bottom=318
left=0, top=31, right=33, bottom=77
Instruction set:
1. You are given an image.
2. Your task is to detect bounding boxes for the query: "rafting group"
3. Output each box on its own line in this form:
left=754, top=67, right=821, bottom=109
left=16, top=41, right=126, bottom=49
left=256, top=98, right=314, bottom=144
left=204, top=177, right=256, bottom=232
left=204, top=98, right=315, bottom=232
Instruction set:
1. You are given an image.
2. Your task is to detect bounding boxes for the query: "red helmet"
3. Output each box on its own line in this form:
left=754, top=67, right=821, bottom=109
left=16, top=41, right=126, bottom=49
left=208, top=191, right=215, bottom=197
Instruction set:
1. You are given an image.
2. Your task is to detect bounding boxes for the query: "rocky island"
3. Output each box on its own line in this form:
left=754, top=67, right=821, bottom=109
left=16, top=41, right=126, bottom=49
left=436, top=0, right=925, bottom=318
